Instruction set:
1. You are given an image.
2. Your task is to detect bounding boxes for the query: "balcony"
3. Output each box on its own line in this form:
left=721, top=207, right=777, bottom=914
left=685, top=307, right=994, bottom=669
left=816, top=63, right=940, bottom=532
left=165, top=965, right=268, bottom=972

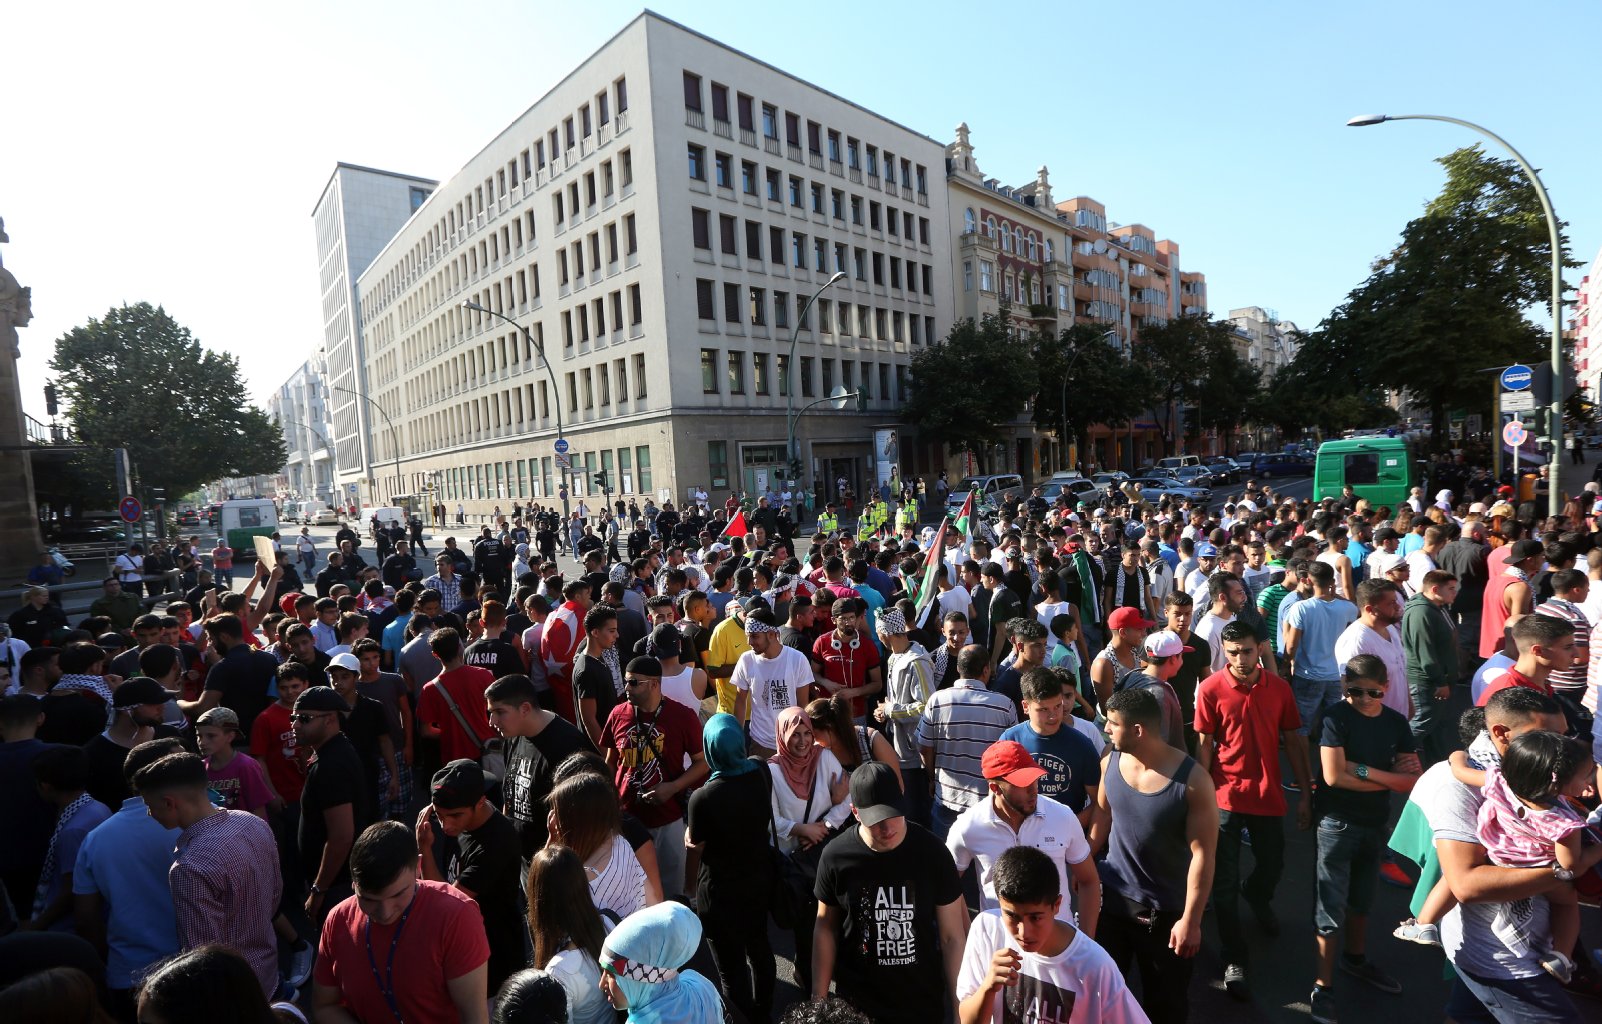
left=685, top=109, right=705, bottom=130
left=713, top=118, right=732, bottom=139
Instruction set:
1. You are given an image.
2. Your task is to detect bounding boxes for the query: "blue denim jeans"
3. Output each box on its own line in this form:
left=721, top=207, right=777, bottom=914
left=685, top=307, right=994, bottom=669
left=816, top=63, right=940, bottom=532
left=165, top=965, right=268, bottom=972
left=1313, top=815, right=1382, bottom=935
left=1446, top=966, right=1584, bottom=1024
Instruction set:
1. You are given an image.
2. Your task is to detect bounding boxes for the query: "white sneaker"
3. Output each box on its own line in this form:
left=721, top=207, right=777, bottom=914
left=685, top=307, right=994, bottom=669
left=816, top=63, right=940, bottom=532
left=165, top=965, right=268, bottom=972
left=1392, top=918, right=1441, bottom=947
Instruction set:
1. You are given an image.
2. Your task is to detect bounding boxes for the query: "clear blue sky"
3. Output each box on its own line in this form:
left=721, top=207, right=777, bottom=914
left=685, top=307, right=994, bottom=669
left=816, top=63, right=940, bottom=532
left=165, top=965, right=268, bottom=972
left=4, top=0, right=1596, bottom=420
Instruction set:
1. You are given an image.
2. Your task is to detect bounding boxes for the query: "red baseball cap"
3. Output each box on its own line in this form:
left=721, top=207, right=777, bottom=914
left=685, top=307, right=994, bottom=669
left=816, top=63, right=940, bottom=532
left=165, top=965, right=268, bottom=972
left=982, top=741, right=1047, bottom=787
left=1107, top=606, right=1155, bottom=631
left=278, top=592, right=303, bottom=616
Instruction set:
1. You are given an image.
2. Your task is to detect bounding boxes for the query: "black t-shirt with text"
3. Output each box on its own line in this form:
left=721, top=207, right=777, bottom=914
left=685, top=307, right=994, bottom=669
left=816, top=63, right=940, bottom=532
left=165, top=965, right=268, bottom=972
left=463, top=637, right=524, bottom=681
left=501, top=718, right=596, bottom=860
left=814, top=823, right=962, bottom=1024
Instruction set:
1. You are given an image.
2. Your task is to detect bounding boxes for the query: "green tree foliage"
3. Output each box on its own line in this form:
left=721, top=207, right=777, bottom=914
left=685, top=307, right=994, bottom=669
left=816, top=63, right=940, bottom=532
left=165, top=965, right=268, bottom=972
left=1133, top=314, right=1245, bottom=454
left=1191, top=345, right=1260, bottom=449
left=1031, top=322, right=1149, bottom=460
left=1250, top=363, right=1393, bottom=437
left=49, top=303, right=286, bottom=502
left=902, top=311, right=1036, bottom=468
left=1295, top=146, right=1573, bottom=452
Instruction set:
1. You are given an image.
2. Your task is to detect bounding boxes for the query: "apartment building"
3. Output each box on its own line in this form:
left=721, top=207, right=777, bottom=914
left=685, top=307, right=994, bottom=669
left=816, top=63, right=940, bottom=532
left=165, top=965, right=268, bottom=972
left=344, top=12, right=948, bottom=514
left=944, top=125, right=1208, bottom=475
left=311, top=163, right=438, bottom=503
left=1572, top=247, right=1602, bottom=402
left=1226, top=306, right=1301, bottom=375
left=266, top=353, right=337, bottom=503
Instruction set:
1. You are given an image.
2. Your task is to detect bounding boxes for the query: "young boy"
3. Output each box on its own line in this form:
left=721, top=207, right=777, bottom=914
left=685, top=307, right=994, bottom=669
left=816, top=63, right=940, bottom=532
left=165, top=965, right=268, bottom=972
left=1000, top=668, right=1102, bottom=826
left=196, top=706, right=275, bottom=818
left=956, top=845, right=1145, bottom=1024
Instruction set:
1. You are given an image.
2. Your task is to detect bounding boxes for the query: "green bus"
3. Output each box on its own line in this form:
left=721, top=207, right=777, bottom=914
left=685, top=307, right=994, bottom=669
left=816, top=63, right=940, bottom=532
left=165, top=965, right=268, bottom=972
left=1313, top=436, right=1421, bottom=510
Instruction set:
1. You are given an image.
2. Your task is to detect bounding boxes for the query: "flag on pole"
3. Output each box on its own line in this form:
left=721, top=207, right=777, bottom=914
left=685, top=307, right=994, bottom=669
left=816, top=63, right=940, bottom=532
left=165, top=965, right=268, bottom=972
left=722, top=510, right=749, bottom=538
left=912, top=490, right=971, bottom=626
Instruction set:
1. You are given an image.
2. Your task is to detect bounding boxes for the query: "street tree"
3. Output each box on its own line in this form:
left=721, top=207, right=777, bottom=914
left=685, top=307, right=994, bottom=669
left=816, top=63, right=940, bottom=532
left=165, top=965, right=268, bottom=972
left=1134, top=314, right=1240, bottom=455
left=1031, top=322, right=1149, bottom=466
left=1296, top=146, right=1573, bottom=452
left=1191, top=345, right=1259, bottom=451
left=902, top=310, right=1036, bottom=471
left=49, top=302, right=286, bottom=502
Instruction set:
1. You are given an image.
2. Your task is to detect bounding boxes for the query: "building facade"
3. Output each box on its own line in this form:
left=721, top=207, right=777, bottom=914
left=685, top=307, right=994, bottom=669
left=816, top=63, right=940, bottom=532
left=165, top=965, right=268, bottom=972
left=1225, top=306, right=1301, bottom=375
left=345, top=12, right=947, bottom=516
left=311, top=163, right=438, bottom=506
left=266, top=353, right=337, bottom=504
left=1572, top=247, right=1602, bottom=402
left=942, top=125, right=1208, bottom=476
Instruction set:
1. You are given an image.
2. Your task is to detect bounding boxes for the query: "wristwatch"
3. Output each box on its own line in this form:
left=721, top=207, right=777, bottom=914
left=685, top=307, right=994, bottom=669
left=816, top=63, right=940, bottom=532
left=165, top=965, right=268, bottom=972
left=1353, top=763, right=1370, bottom=781
left=1552, top=864, right=1576, bottom=882
left=309, top=883, right=325, bottom=896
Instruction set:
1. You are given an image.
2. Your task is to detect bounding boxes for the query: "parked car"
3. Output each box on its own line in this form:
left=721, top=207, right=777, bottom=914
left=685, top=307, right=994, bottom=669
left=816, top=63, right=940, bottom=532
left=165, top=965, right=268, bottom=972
left=1251, top=451, right=1314, bottom=478
left=946, top=474, right=1026, bottom=512
left=1172, top=465, right=1215, bottom=489
left=1091, top=472, right=1130, bottom=489
left=312, top=507, right=341, bottom=526
left=1155, top=455, right=1202, bottom=472
left=1129, top=476, right=1213, bottom=504
left=1040, top=474, right=1101, bottom=509
left=44, top=522, right=129, bottom=545
left=1203, top=457, right=1240, bottom=484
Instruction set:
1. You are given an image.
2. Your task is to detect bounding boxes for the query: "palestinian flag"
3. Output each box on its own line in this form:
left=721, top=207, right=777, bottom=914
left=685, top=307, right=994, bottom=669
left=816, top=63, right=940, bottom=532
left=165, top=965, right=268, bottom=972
left=912, top=490, right=972, bottom=627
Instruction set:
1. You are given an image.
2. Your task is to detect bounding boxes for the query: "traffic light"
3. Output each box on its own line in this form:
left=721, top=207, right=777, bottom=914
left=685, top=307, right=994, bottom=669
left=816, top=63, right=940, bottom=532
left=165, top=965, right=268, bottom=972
left=593, top=471, right=609, bottom=492
left=44, top=383, right=58, bottom=417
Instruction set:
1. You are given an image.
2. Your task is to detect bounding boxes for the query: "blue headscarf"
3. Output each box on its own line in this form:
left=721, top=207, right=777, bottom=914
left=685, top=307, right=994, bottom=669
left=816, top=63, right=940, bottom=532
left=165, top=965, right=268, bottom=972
left=601, top=902, right=724, bottom=1024
left=702, top=713, right=756, bottom=779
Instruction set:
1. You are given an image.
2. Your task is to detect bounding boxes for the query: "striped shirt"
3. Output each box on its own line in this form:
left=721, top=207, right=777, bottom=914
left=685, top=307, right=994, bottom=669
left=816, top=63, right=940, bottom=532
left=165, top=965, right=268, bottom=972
left=1535, top=597, right=1590, bottom=693
left=422, top=573, right=463, bottom=612
left=915, top=680, right=1019, bottom=810
left=169, top=809, right=281, bottom=998
left=1257, top=583, right=1293, bottom=654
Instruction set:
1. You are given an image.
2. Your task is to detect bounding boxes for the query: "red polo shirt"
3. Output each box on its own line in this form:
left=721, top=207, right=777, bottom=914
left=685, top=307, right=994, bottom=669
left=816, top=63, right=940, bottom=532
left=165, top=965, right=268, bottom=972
left=1475, top=666, right=1551, bottom=706
left=1193, top=667, right=1301, bottom=816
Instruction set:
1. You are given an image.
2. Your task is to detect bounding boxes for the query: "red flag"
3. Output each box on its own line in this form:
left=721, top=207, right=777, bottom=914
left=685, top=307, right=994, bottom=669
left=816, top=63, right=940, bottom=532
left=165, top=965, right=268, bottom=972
left=723, top=510, right=749, bottom=537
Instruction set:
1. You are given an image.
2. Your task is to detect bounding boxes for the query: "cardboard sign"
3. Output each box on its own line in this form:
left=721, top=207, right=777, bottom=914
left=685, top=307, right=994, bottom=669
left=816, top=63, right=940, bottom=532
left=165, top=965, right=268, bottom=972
left=253, top=535, right=276, bottom=564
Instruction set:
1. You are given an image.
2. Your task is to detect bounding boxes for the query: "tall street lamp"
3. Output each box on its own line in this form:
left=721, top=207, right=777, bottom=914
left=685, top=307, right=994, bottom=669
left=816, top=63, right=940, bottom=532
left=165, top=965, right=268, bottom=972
left=331, top=384, right=402, bottom=509
left=785, top=271, right=847, bottom=490
left=461, top=300, right=572, bottom=530
left=1348, top=112, right=1565, bottom=516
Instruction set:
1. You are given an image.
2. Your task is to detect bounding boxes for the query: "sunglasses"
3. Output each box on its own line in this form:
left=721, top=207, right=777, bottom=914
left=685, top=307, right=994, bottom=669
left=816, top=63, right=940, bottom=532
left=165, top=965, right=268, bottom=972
left=1346, top=687, right=1386, bottom=700
left=289, top=711, right=334, bottom=723
left=624, top=676, right=651, bottom=687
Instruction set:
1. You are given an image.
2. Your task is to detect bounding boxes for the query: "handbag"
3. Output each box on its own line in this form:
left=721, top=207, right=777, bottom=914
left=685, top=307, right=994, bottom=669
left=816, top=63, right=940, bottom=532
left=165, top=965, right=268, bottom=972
left=760, top=766, right=796, bottom=929
left=433, top=678, right=506, bottom=782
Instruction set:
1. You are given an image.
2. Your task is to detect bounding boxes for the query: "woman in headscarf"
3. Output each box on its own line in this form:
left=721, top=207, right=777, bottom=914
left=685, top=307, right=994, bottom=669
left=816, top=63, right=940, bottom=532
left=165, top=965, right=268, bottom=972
left=1434, top=489, right=1455, bottom=514
left=512, top=542, right=533, bottom=581
left=685, top=714, right=775, bottom=1022
left=599, top=903, right=724, bottom=1024
left=766, top=705, right=852, bottom=993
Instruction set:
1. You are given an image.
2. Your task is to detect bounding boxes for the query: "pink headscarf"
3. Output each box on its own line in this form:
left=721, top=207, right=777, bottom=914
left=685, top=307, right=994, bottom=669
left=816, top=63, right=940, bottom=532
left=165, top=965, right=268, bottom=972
left=768, top=706, right=820, bottom=800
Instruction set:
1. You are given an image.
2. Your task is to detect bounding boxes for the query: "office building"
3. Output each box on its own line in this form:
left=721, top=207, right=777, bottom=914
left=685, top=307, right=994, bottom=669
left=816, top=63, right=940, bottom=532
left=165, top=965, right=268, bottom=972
left=266, top=353, right=337, bottom=503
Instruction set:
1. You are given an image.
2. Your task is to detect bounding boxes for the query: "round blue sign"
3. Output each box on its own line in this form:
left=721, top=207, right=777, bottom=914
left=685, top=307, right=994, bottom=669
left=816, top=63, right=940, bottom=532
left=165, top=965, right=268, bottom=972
left=554, top=438, right=570, bottom=454
left=119, top=496, right=143, bottom=523
left=1500, top=364, right=1533, bottom=391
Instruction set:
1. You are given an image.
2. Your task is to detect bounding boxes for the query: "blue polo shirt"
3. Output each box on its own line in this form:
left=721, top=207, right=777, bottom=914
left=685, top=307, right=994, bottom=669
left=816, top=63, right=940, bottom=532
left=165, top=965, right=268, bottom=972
left=73, top=797, right=181, bottom=989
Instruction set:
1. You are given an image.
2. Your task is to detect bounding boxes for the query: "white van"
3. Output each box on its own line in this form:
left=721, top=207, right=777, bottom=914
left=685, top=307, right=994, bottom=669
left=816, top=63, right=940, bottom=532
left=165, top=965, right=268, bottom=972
left=219, top=499, right=279, bottom=556
left=946, top=474, right=1025, bottom=511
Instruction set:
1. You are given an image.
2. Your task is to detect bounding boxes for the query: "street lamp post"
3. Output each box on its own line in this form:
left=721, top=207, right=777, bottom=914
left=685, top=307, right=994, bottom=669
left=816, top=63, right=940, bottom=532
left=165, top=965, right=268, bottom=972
left=785, top=272, right=847, bottom=494
left=1348, top=113, right=1565, bottom=517
left=461, top=301, right=572, bottom=531
left=331, top=384, right=402, bottom=511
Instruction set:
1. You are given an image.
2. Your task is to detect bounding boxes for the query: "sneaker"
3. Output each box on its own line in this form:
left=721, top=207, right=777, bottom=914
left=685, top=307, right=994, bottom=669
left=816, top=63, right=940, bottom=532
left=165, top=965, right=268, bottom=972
left=1283, top=779, right=1302, bottom=792
left=1378, top=860, right=1413, bottom=889
left=1247, top=899, right=1281, bottom=937
left=1340, top=956, right=1402, bottom=994
left=286, top=939, right=314, bottom=988
left=1542, top=950, right=1575, bottom=985
left=1224, top=963, right=1249, bottom=1001
left=1309, top=984, right=1338, bottom=1024
left=1392, top=918, right=1441, bottom=947
left=1239, top=829, right=1253, bottom=848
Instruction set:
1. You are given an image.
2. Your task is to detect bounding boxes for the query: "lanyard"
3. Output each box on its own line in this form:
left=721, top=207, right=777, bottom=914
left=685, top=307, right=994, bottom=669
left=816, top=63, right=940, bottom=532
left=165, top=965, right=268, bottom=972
left=365, top=886, right=418, bottom=1023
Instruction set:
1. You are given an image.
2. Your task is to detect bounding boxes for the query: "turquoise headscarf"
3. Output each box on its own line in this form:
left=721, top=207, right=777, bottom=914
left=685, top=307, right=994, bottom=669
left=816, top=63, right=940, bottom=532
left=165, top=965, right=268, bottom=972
left=702, top=712, right=756, bottom=779
left=601, top=902, right=724, bottom=1024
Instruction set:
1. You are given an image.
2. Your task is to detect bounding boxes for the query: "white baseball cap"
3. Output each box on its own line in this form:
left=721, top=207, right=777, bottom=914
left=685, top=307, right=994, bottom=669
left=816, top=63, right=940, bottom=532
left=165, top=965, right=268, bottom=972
left=1143, top=630, right=1195, bottom=659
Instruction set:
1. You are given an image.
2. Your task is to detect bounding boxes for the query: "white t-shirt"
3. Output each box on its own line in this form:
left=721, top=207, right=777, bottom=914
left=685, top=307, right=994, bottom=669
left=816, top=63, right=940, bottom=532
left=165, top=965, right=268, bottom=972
left=548, top=943, right=617, bottom=1024
left=1366, top=549, right=1403, bottom=579
left=947, top=793, right=1093, bottom=913
left=659, top=664, right=701, bottom=713
left=1334, top=620, right=1409, bottom=718
left=1192, top=612, right=1234, bottom=674
left=1035, top=600, right=1073, bottom=632
left=1403, top=550, right=1438, bottom=598
left=732, top=645, right=813, bottom=749
left=956, top=912, right=1146, bottom=1024
left=938, top=585, right=973, bottom=621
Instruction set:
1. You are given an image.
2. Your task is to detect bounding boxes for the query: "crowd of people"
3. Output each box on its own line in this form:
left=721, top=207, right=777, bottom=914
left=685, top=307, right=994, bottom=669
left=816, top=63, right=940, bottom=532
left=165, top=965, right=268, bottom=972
left=1, top=465, right=1600, bottom=1024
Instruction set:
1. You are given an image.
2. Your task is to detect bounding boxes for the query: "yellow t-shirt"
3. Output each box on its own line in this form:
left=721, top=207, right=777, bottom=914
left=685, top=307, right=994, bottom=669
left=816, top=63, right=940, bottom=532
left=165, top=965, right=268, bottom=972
left=706, top=615, right=753, bottom=717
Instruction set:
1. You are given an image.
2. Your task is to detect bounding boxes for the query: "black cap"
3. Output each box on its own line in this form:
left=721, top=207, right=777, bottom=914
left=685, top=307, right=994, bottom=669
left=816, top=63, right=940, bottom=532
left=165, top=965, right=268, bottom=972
left=293, top=686, right=349, bottom=714
left=1508, top=539, right=1544, bottom=562
left=850, top=761, right=907, bottom=827
left=626, top=655, right=663, bottom=678
left=1373, top=527, right=1400, bottom=542
left=647, top=624, right=681, bottom=660
left=98, top=632, right=130, bottom=651
left=430, top=759, right=490, bottom=809
left=112, top=676, right=172, bottom=709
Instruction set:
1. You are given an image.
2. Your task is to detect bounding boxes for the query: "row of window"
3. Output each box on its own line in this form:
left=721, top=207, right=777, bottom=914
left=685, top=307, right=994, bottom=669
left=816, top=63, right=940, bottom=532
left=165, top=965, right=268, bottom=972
left=694, top=278, right=937, bottom=346
left=556, top=213, right=639, bottom=291
left=366, top=77, right=631, bottom=318
left=402, top=352, right=650, bottom=457
left=560, top=285, right=644, bottom=348
left=681, top=71, right=928, bottom=194
left=697, top=346, right=909, bottom=403
left=688, top=149, right=931, bottom=247
left=963, top=208, right=1054, bottom=263
left=689, top=209, right=934, bottom=295
left=439, top=444, right=651, bottom=503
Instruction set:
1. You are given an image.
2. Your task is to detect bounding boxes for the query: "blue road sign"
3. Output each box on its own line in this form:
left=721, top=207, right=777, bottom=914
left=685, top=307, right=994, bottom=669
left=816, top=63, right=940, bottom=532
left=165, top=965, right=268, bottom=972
left=554, top=437, right=570, bottom=454
left=1500, top=364, right=1533, bottom=391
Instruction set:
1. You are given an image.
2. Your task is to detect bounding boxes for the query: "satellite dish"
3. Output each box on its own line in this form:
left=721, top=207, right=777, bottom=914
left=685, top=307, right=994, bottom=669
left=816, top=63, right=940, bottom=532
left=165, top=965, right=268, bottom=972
left=829, top=385, right=852, bottom=410
left=1092, top=239, right=1107, bottom=254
